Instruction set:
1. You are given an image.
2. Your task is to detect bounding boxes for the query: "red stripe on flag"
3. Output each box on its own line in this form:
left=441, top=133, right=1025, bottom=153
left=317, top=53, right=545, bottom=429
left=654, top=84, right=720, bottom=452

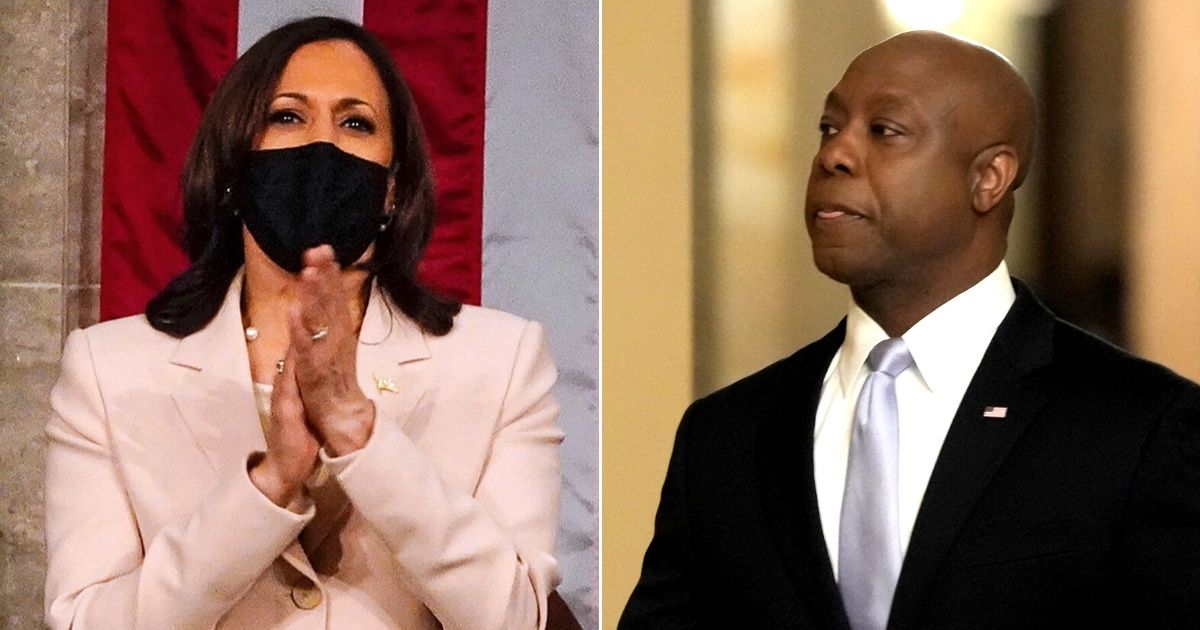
left=364, top=0, right=488, bottom=306
left=100, top=1, right=239, bottom=321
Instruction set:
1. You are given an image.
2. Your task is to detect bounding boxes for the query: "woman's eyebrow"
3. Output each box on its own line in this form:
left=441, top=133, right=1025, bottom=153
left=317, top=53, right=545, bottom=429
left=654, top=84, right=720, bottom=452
left=333, top=97, right=378, bottom=113
left=272, top=92, right=309, bottom=104
left=271, top=93, right=378, bottom=114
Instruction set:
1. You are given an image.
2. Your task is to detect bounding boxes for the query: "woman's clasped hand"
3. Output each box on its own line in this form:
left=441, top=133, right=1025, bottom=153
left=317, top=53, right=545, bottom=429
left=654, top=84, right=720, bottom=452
left=252, top=245, right=378, bottom=510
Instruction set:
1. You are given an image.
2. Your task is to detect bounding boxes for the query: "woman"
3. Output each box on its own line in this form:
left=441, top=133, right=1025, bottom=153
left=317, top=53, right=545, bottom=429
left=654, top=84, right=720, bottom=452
left=45, top=17, right=562, bottom=629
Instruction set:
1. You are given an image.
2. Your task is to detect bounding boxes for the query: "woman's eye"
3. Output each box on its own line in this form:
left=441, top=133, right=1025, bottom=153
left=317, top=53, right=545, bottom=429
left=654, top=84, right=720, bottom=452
left=267, top=109, right=302, bottom=125
left=342, top=116, right=376, bottom=133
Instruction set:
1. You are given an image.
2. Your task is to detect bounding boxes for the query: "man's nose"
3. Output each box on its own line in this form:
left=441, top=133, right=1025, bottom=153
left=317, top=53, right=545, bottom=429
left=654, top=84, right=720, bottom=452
left=813, top=131, right=860, bottom=177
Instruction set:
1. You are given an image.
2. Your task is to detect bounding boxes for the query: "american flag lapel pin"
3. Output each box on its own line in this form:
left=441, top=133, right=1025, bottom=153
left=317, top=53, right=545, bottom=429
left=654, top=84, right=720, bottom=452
left=983, top=406, right=1008, bottom=419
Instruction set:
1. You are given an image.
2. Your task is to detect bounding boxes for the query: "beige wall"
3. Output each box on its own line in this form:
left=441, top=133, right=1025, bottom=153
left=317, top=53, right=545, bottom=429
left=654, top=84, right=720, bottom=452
left=1128, top=0, right=1200, bottom=382
left=600, top=2, right=694, bottom=627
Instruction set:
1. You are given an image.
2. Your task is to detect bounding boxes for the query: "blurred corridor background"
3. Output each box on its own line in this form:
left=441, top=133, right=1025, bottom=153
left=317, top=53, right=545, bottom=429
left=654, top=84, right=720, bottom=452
left=603, top=0, right=1200, bottom=625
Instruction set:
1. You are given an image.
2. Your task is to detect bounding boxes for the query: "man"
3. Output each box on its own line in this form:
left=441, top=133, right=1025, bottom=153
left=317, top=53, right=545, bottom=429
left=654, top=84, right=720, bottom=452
left=620, top=31, right=1200, bottom=629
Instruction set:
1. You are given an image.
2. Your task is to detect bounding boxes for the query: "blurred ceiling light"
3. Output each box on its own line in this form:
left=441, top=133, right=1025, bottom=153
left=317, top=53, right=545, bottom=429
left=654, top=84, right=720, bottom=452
left=881, top=0, right=965, bottom=30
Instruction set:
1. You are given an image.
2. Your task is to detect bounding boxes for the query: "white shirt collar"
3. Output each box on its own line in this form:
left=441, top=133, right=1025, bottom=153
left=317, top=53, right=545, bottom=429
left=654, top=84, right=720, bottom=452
left=827, top=261, right=1017, bottom=396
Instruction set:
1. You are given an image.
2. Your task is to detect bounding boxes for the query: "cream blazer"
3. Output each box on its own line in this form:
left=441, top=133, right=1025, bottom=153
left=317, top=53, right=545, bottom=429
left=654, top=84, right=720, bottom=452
left=44, top=273, right=563, bottom=629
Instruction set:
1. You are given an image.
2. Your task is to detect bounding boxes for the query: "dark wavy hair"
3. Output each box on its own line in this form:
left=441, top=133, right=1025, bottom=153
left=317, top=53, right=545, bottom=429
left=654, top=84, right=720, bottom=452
left=146, top=16, right=459, bottom=338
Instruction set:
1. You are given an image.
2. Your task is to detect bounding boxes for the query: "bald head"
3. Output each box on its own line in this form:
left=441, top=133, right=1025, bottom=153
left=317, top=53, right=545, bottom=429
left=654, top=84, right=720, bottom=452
left=806, top=30, right=1037, bottom=326
left=854, top=31, right=1037, bottom=188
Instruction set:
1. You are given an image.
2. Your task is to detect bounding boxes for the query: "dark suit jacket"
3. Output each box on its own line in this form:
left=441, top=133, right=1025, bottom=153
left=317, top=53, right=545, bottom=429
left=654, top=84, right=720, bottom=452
left=621, top=281, right=1200, bottom=629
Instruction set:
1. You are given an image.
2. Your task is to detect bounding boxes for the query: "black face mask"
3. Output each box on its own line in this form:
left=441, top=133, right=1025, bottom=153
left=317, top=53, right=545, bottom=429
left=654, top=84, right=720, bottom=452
left=235, top=142, right=390, bottom=273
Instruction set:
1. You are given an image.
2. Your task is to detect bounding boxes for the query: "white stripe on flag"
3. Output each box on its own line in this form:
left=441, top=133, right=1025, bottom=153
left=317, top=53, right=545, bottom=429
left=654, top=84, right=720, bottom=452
left=237, top=0, right=364, bottom=55
left=482, top=1, right=599, bottom=626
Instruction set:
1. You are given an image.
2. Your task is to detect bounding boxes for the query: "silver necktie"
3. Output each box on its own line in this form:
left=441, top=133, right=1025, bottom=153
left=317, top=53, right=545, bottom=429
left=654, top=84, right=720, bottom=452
left=838, top=337, right=913, bottom=630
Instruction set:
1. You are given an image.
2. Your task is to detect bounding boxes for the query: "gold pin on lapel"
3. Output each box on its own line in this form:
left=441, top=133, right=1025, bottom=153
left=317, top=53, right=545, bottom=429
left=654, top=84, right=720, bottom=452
left=373, top=374, right=399, bottom=394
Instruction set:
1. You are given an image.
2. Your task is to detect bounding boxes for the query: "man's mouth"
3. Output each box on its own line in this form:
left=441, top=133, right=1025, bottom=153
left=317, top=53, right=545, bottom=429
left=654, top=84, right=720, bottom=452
left=812, top=203, right=866, bottom=221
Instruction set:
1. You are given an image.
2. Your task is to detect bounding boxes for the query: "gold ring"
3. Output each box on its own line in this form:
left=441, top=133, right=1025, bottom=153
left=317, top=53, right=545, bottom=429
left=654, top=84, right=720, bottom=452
left=310, top=326, right=329, bottom=341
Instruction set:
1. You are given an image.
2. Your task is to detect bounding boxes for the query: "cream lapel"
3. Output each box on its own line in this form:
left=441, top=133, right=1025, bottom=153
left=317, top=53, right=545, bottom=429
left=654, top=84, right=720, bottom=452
left=355, top=284, right=432, bottom=433
left=169, top=272, right=266, bottom=481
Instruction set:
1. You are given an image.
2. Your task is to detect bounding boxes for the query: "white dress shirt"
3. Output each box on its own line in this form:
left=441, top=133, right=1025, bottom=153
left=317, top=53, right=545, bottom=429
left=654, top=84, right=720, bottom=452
left=814, top=262, right=1016, bottom=578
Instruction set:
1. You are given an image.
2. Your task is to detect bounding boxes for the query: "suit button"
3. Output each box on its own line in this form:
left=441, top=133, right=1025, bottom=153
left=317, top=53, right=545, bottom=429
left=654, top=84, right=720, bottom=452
left=291, top=584, right=322, bottom=610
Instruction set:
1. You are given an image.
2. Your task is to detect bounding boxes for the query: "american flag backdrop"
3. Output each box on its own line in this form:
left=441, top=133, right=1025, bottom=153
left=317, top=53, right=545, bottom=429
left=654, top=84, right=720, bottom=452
left=99, top=0, right=598, bottom=624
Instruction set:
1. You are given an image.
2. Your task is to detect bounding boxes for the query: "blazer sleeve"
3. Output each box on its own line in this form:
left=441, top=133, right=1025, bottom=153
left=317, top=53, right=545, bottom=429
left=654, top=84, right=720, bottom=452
left=44, top=328, right=314, bottom=630
left=1117, top=380, right=1200, bottom=627
left=618, top=404, right=701, bottom=629
left=320, top=319, right=563, bottom=630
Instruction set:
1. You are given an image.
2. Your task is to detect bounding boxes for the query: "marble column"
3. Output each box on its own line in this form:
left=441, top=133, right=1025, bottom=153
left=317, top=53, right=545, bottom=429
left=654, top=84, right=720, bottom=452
left=0, top=0, right=105, bottom=625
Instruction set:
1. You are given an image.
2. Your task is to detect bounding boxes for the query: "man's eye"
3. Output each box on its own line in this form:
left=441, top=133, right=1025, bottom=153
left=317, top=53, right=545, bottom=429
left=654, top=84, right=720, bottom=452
left=870, top=123, right=900, bottom=137
left=818, top=122, right=840, bottom=137
left=267, top=110, right=302, bottom=125
left=342, top=116, right=376, bottom=133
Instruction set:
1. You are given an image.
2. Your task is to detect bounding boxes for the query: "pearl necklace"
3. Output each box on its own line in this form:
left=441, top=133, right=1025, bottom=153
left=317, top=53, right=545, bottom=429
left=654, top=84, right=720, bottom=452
left=243, top=325, right=284, bottom=373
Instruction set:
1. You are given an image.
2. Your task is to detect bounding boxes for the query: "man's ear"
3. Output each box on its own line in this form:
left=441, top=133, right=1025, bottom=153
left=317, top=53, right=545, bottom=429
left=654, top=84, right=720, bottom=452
left=969, top=144, right=1019, bottom=214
